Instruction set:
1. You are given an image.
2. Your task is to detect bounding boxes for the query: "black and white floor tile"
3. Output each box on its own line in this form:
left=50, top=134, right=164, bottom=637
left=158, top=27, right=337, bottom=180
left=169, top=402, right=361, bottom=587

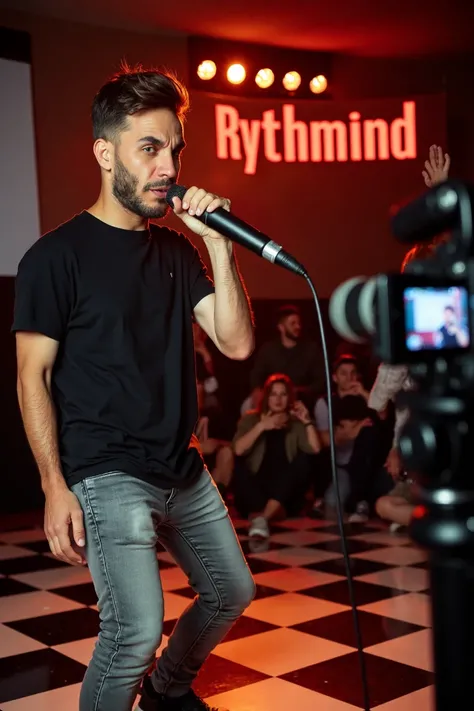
left=0, top=516, right=435, bottom=710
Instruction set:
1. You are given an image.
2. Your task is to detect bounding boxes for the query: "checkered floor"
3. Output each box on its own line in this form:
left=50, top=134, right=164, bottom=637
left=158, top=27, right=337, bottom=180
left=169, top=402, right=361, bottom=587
left=0, top=516, right=435, bottom=710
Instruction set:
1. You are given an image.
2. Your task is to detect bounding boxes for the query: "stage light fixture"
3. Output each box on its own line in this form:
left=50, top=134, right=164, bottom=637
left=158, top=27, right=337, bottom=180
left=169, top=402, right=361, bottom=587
left=197, top=60, right=217, bottom=80
left=255, top=68, right=274, bottom=89
left=282, top=71, right=301, bottom=91
left=309, top=74, right=328, bottom=94
left=227, top=64, right=246, bottom=84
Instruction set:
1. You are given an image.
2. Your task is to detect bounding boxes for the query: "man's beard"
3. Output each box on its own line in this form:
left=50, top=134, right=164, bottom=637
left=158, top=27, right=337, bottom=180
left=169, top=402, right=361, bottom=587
left=284, top=327, right=299, bottom=343
left=112, top=156, right=171, bottom=219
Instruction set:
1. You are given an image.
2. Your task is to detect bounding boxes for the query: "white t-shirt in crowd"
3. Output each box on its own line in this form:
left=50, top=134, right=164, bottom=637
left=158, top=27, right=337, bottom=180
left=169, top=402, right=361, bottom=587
left=314, top=397, right=354, bottom=466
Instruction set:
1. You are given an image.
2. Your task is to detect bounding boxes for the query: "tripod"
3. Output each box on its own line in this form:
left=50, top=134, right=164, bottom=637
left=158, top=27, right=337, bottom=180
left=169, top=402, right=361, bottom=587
left=401, top=392, right=474, bottom=710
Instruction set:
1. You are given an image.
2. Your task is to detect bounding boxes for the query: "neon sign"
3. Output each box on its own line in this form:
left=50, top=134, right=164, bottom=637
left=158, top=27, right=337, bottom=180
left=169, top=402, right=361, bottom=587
left=215, top=101, right=417, bottom=175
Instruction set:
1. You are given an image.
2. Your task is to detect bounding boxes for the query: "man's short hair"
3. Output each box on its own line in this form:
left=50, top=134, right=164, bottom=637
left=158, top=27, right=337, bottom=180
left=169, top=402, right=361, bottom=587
left=444, top=305, right=455, bottom=313
left=92, top=63, right=189, bottom=142
left=276, top=304, right=300, bottom=324
left=332, top=354, right=357, bottom=374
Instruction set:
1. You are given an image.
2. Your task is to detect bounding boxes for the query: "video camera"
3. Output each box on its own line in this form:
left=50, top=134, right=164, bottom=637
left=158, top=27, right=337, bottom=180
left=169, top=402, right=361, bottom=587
left=330, top=180, right=474, bottom=365
left=329, top=179, right=474, bottom=711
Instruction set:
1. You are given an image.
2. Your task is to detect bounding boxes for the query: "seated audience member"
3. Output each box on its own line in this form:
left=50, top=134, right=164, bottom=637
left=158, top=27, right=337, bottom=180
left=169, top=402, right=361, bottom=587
left=313, top=355, right=390, bottom=521
left=242, top=304, right=324, bottom=414
left=333, top=341, right=380, bottom=391
left=369, top=362, right=418, bottom=530
left=375, top=441, right=417, bottom=530
left=233, top=373, right=321, bottom=538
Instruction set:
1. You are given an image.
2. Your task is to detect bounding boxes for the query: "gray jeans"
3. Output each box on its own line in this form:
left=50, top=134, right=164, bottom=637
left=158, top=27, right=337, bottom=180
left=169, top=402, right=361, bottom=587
left=71, top=469, right=255, bottom=711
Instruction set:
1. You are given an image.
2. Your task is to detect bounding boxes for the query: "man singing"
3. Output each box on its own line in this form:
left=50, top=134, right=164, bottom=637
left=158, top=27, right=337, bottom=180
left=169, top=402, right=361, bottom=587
left=13, top=65, right=255, bottom=711
left=437, top=305, right=469, bottom=348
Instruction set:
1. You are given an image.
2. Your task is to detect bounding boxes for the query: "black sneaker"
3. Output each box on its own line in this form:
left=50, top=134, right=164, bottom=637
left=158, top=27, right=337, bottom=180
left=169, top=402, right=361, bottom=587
left=137, top=675, right=228, bottom=711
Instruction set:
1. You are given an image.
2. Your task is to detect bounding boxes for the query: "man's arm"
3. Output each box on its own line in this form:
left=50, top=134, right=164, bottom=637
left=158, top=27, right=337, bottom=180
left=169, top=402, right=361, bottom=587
left=368, top=363, right=409, bottom=412
left=455, top=328, right=469, bottom=347
left=314, top=397, right=362, bottom=447
left=172, top=186, right=254, bottom=361
left=319, top=427, right=360, bottom=448
left=314, top=398, right=334, bottom=448
left=16, top=332, right=85, bottom=566
left=422, top=145, right=450, bottom=188
left=194, top=244, right=254, bottom=360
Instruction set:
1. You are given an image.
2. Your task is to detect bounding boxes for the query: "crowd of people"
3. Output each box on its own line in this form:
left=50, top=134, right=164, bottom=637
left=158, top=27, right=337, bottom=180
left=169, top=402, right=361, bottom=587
left=195, top=143, right=452, bottom=542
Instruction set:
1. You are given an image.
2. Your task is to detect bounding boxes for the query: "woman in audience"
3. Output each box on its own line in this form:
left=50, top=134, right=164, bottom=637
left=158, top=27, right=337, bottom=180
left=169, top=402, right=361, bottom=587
left=232, top=373, right=321, bottom=538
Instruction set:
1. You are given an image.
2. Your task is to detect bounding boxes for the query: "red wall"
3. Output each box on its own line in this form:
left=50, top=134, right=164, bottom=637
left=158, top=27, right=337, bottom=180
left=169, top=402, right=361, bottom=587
left=180, top=93, right=445, bottom=297
left=1, top=9, right=473, bottom=298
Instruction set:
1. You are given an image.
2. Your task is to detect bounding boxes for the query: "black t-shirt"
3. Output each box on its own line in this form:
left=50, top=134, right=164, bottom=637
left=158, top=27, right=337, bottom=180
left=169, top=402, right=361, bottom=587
left=438, top=325, right=458, bottom=348
left=260, top=429, right=288, bottom=473
left=12, top=211, right=215, bottom=489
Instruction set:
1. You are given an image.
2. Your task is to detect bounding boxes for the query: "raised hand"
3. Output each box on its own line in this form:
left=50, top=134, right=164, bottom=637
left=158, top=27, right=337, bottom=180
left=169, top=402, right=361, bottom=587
left=422, top=145, right=450, bottom=188
left=260, top=411, right=288, bottom=430
left=172, top=186, right=231, bottom=241
left=347, top=381, right=369, bottom=400
left=291, top=400, right=311, bottom=424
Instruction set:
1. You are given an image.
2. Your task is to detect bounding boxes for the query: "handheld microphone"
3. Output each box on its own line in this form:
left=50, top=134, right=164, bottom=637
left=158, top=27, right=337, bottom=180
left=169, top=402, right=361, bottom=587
left=166, top=184, right=307, bottom=277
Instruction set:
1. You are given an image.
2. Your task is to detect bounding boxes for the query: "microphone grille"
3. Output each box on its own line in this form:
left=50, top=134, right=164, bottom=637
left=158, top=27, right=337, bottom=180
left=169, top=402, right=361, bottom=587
left=166, top=184, right=186, bottom=208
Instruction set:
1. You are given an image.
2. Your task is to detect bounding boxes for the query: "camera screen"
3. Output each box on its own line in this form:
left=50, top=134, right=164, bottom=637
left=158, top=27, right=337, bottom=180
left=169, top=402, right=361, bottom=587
left=403, top=286, right=470, bottom=352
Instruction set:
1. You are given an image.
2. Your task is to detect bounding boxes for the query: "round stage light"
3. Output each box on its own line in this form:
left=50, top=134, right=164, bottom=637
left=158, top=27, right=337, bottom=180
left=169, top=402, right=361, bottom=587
left=197, top=60, right=217, bottom=81
left=227, top=64, right=246, bottom=85
left=255, top=68, right=275, bottom=89
left=282, top=71, right=301, bottom=91
left=310, top=74, right=328, bottom=94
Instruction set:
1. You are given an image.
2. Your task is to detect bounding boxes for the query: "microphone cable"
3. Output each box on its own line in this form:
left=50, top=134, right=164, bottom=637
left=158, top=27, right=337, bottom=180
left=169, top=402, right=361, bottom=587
left=169, top=183, right=370, bottom=707
left=304, top=271, right=371, bottom=711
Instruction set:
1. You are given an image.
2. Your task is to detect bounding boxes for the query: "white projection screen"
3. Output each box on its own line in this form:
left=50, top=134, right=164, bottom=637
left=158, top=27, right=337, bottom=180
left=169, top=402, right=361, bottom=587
left=0, top=36, right=40, bottom=276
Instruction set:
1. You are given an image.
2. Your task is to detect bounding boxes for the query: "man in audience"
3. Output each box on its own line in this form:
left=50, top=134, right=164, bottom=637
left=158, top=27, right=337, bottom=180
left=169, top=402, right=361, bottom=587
left=243, top=304, right=324, bottom=413
left=313, top=355, right=389, bottom=521
left=369, top=366, right=416, bottom=530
